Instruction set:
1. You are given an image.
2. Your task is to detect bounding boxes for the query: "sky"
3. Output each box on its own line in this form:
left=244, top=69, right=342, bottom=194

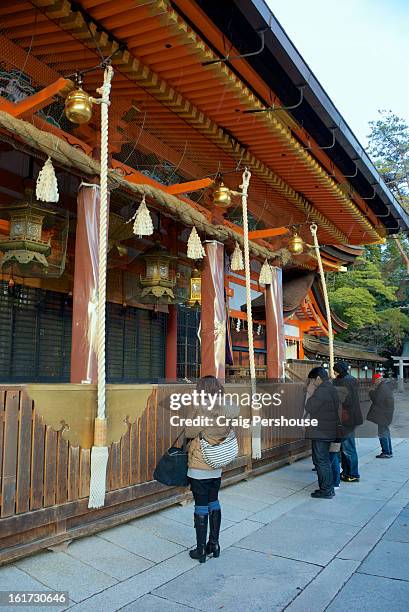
left=267, top=0, right=409, bottom=147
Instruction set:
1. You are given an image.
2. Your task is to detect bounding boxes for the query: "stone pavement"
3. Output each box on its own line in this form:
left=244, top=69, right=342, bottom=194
left=1, top=396, right=409, bottom=611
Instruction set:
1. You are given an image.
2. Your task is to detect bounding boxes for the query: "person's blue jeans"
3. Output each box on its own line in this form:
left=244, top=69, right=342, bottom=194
left=378, top=425, right=393, bottom=455
left=312, top=440, right=334, bottom=495
left=341, top=432, right=360, bottom=478
left=330, top=452, right=340, bottom=487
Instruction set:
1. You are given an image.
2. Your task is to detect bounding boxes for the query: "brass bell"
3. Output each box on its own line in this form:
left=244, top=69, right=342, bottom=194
left=212, top=181, right=232, bottom=208
left=65, top=76, right=93, bottom=124
left=288, top=232, right=304, bottom=254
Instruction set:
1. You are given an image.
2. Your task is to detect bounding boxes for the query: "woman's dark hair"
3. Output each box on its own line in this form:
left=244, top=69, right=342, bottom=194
left=308, top=366, right=329, bottom=381
left=196, top=375, right=224, bottom=395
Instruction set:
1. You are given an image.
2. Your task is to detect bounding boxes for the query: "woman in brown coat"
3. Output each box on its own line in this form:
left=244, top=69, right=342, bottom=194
left=185, top=375, right=239, bottom=563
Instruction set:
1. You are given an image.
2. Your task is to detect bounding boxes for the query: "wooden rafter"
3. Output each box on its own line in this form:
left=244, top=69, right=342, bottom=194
left=0, top=78, right=72, bottom=117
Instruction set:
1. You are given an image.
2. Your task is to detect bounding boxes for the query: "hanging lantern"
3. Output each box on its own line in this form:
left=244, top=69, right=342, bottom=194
left=139, top=243, right=177, bottom=304
left=0, top=200, right=52, bottom=274
left=212, top=176, right=232, bottom=208
left=65, top=74, right=93, bottom=124
left=288, top=232, right=304, bottom=255
left=186, top=268, right=201, bottom=308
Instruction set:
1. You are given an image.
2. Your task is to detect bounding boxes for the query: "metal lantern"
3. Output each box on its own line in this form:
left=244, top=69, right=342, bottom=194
left=0, top=201, right=51, bottom=273
left=288, top=232, right=304, bottom=255
left=186, top=267, right=201, bottom=308
left=212, top=179, right=232, bottom=208
left=139, top=244, right=177, bottom=304
left=65, top=74, right=93, bottom=124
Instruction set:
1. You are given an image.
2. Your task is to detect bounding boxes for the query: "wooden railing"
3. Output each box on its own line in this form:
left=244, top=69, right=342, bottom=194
left=0, top=383, right=309, bottom=564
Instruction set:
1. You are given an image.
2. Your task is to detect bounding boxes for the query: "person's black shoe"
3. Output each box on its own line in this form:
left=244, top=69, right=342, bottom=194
left=189, top=514, right=207, bottom=563
left=311, top=491, right=335, bottom=499
left=206, top=509, right=221, bottom=558
left=376, top=453, right=393, bottom=459
left=341, top=473, right=360, bottom=482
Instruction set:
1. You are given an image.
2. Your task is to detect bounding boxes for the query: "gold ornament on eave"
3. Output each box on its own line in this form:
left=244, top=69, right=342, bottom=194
left=65, top=74, right=93, bottom=124
left=212, top=177, right=232, bottom=208
left=288, top=232, right=304, bottom=255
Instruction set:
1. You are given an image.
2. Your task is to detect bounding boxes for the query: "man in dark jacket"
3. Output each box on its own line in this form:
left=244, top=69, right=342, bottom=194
left=305, top=366, right=340, bottom=499
left=333, top=361, right=363, bottom=482
left=367, top=373, right=394, bottom=458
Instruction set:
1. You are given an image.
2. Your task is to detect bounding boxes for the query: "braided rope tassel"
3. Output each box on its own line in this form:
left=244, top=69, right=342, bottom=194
left=310, top=223, right=334, bottom=376
left=240, top=169, right=260, bottom=459
left=231, top=241, right=244, bottom=271
left=131, top=195, right=154, bottom=237
left=187, top=226, right=205, bottom=259
left=36, top=156, right=59, bottom=202
left=259, top=259, right=272, bottom=284
left=88, top=65, right=114, bottom=509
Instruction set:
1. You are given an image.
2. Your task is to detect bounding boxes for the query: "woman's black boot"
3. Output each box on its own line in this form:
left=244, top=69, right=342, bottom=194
left=189, top=514, right=207, bottom=563
left=206, top=509, right=221, bottom=558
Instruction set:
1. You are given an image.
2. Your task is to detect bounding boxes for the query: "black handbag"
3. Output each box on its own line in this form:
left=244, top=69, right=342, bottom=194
left=153, top=429, right=188, bottom=487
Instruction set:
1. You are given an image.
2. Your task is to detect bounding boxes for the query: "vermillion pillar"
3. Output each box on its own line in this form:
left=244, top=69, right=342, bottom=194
left=201, top=241, right=225, bottom=380
left=166, top=305, right=178, bottom=380
left=265, top=267, right=286, bottom=380
left=70, top=183, right=101, bottom=383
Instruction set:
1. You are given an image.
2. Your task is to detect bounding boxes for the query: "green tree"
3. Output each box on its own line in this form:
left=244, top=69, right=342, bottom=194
left=367, top=110, right=409, bottom=208
left=327, top=111, right=409, bottom=353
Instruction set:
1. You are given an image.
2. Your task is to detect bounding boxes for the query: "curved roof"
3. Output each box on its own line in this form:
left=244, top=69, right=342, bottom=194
left=303, top=334, right=387, bottom=363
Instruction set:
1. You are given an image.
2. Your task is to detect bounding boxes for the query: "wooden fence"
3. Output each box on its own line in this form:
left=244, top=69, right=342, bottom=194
left=0, top=383, right=309, bottom=564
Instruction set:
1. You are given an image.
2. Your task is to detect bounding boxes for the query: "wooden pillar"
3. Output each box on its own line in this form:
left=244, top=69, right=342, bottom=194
left=70, top=183, right=100, bottom=383
left=166, top=305, right=178, bottom=380
left=265, top=267, right=286, bottom=379
left=201, top=241, right=225, bottom=380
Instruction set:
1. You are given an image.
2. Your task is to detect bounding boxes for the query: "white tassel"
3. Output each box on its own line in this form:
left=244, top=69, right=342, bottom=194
left=259, top=259, right=272, bottom=284
left=88, top=446, right=109, bottom=509
left=132, top=195, right=154, bottom=238
left=257, top=324, right=261, bottom=336
left=187, top=226, right=205, bottom=259
left=36, top=157, right=59, bottom=202
left=231, top=241, right=244, bottom=271
left=236, top=318, right=241, bottom=332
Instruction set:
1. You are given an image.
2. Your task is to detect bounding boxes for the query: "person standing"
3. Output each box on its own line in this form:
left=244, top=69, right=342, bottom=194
left=367, top=373, right=395, bottom=458
left=185, top=376, right=239, bottom=562
left=305, top=366, right=340, bottom=499
left=333, top=361, right=363, bottom=482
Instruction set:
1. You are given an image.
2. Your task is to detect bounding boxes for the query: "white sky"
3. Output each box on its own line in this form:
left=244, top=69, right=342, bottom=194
left=267, top=0, right=409, bottom=147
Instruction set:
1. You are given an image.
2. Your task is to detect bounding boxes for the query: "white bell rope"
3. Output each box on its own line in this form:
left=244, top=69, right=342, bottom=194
left=259, top=259, right=272, bottom=284
left=187, top=226, right=205, bottom=259
left=240, top=168, right=261, bottom=459
left=88, top=64, right=114, bottom=510
left=36, top=156, right=59, bottom=202
left=231, top=241, right=244, bottom=271
left=310, top=223, right=334, bottom=376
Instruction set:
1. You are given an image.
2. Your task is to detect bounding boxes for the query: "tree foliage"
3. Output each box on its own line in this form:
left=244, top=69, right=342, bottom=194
left=328, top=111, right=409, bottom=353
left=367, top=110, right=409, bottom=209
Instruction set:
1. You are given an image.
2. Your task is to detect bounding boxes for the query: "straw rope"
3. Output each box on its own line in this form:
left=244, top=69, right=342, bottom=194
left=0, top=111, right=288, bottom=265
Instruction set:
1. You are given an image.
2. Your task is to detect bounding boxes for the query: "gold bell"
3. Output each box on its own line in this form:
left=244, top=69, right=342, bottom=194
left=212, top=181, right=232, bottom=208
left=65, top=76, right=93, bottom=124
left=288, top=232, right=304, bottom=255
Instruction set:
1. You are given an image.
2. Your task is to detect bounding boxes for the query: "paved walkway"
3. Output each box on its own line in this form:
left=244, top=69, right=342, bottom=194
left=1, top=395, right=409, bottom=611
